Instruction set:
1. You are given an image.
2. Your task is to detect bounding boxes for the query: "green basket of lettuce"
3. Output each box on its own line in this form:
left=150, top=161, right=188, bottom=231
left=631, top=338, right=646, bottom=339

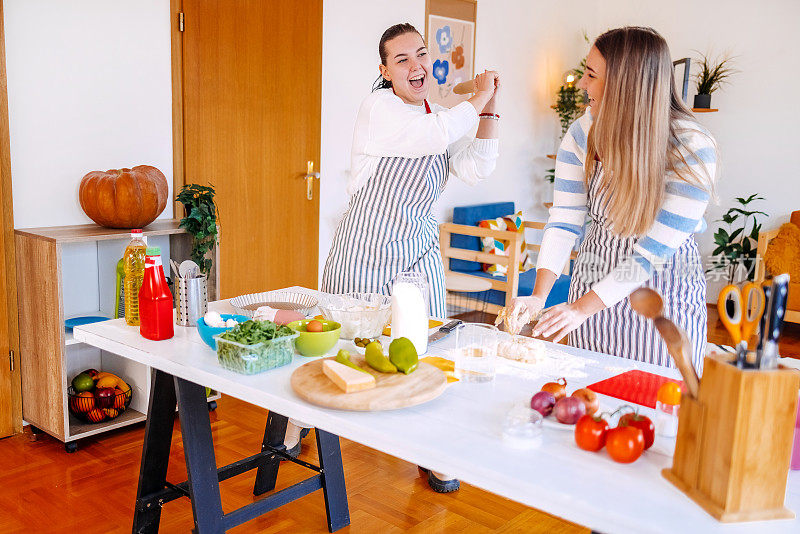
left=213, top=320, right=298, bottom=374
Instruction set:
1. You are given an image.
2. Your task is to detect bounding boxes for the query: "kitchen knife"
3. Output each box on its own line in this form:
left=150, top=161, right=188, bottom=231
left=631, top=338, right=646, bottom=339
left=757, top=274, right=789, bottom=369
left=428, top=319, right=463, bottom=344
left=755, top=283, right=771, bottom=367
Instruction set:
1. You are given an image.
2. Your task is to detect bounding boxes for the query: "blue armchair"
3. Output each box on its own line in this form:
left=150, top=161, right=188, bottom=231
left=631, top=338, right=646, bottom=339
left=439, top=202, right=574, bottom=311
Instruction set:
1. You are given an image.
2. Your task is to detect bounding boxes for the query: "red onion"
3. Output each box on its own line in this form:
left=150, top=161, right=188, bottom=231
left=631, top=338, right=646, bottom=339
left=571, top=388, right=600, bottom=415
left=530, top=391, right=557, bottom=417
left=554, top=396, right=586, bottom=425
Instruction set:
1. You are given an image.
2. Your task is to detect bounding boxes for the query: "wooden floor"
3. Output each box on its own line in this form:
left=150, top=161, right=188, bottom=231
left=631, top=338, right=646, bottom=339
left=0, top=396, right=584, bottom=533
left=1, top=305, right=798, bottom=533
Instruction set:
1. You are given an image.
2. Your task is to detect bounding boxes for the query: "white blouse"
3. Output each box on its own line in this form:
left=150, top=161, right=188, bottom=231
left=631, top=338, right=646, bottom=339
left=348, top=88, right=499, bottom=195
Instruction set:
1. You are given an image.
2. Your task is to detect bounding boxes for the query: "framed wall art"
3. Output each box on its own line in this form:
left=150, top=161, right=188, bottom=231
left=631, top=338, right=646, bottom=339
left=425, top=0, right=477, bottom=107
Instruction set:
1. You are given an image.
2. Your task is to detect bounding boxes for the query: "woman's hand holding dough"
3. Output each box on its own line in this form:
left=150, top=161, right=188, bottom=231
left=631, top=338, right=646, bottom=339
left=532, top=302, right=590, bottom=343
left=509, top=295, right=544, bottom=323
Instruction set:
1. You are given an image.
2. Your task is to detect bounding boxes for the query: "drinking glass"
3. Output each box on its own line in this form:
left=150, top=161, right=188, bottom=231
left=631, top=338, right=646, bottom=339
left=453, top=323, right=498, bottom=382
left=501, top=402, right=543, bottom=449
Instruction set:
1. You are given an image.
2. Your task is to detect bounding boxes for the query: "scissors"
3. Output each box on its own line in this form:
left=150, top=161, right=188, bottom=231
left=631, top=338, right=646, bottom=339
left=717, top=282, right=766, bottom=368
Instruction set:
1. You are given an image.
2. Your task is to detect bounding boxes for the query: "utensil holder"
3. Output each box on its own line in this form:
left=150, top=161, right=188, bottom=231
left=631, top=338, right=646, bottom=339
left=176, top=275, right=208, bottom=327
left=663, top=352, right=799, bottom=522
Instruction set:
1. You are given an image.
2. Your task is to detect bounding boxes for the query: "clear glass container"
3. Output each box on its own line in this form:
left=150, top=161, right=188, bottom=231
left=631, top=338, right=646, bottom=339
left=501, top=402, right=543, bottom=449
left=391, top=271, right=430, bottom=354
left=213, top=332, right=298, bottom=375
left=655, top=400, right=680, bottom=438
left=454, top=323, right=498, bottom=382
left=317, top=292, right=392, bottom=340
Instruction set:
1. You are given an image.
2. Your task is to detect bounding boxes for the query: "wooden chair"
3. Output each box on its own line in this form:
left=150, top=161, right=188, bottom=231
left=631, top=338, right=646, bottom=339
left=439, top=221, right=576, bottom=314
left=755, top=222, right=800, bottom=325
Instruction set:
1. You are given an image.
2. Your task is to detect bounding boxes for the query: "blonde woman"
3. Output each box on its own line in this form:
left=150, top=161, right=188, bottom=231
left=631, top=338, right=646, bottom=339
left=512, top=27, right=717, bottom=371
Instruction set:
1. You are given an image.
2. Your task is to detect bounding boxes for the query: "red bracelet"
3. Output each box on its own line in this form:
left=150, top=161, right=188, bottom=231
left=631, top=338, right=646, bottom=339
left=479, top=112, right=500, bottom=119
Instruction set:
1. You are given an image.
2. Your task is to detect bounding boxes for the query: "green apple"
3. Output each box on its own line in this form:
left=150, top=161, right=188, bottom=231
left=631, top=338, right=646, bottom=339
left=71, top=373, right=95, bottom=393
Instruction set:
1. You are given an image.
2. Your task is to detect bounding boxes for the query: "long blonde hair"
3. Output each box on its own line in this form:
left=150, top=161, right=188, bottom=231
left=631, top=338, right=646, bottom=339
left=586, top=27, right=715, bottom=236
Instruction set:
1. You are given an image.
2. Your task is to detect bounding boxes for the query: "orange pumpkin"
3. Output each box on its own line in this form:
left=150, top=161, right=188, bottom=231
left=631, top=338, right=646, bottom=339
left=79, top=165, right=169, bottom=229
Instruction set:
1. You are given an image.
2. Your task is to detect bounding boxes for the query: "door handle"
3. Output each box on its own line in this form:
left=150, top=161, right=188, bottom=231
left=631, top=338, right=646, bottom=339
left=301, top=160, right=320, bottom=200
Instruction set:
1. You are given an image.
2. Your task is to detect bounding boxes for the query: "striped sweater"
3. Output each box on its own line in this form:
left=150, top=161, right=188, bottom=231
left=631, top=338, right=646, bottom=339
left=537, top=109, right=717, bottom=307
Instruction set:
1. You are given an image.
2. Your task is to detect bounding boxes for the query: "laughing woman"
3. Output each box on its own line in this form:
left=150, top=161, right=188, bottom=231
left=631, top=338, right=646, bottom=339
left=512, top=27, right=717, bottom=371
left=321, top=23, right=500, bottom=320
left=319, top=23, right=499, bottom=493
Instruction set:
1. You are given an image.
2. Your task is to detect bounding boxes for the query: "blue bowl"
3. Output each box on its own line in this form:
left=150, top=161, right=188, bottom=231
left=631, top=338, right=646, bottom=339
left=65, top=315, right=111, bottom=332
left=197, top=314, right=249, bottom=350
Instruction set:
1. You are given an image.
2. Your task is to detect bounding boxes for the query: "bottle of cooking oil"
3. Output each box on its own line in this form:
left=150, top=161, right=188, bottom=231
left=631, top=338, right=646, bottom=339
left=123, top=229, right=147, bottom=326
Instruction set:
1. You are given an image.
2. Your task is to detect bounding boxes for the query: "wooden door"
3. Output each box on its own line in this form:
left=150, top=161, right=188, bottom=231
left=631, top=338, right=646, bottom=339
left=0, top=2, right=19, bottom=438
left=181, top=0, right=322, bottom=298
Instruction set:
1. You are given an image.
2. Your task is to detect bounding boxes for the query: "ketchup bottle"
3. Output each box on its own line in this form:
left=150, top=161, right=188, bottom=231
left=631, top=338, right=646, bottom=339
left=139, top=247, right=174, bottom=340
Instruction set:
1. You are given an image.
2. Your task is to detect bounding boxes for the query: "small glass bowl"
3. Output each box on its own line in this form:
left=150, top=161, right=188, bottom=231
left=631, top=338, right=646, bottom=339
left=317, top=292, right=392, bottom=340
left=501, top=402, right=543, bottom=449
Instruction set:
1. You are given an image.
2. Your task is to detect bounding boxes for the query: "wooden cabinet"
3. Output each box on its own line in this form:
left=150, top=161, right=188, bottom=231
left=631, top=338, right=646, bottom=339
left=15, top=220, right=220, bottom=451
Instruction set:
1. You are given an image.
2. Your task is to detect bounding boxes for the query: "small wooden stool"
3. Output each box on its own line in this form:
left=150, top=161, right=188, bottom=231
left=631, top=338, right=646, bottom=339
left=445, top=272, right=493, bottom=322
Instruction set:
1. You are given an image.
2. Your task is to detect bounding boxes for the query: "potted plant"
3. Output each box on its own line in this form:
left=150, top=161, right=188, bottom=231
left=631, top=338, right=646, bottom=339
left=693, top=52, right=736, bottom=109
left=176, top=184, right=218, bottom=276
left=707, top=193, right=768, bottom=285
left=547, top=32, right=590, bottom=185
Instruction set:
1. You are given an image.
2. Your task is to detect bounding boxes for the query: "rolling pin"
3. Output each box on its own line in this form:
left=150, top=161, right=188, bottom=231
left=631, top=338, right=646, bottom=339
left=452, top=79, right=476, bottom=95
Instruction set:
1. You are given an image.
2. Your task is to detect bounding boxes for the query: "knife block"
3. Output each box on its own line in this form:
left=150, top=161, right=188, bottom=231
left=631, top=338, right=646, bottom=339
left=663, top=353, right=799, bottom=522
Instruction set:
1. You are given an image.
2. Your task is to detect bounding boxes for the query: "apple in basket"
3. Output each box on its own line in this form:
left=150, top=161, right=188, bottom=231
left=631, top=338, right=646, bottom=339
left=95, top=387, right=115, bottom=409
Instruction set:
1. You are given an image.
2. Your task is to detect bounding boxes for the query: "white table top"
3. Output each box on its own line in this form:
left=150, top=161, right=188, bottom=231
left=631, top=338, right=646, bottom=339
left=74, top=294, right=800, bottom=534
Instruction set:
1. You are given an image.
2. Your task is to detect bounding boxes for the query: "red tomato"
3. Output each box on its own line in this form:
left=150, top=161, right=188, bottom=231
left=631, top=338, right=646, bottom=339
left=574, top=414, right=609, bottom=452
left=618, top=413, right=655, bottom=450
left=606, top=426, right=645, bottom=463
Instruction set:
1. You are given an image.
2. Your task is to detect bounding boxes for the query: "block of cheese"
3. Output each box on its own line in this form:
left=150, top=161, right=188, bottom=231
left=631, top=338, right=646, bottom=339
left=322, top=360, right=376, bottom=393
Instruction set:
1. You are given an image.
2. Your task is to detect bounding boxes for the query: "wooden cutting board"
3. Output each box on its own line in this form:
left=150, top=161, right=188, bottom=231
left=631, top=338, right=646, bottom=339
left=290, top=355, right=447, bottom=411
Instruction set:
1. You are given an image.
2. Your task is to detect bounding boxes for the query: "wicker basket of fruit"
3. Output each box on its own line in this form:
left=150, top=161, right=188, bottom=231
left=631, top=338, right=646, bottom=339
left=67, top=369, right=133, bottom=423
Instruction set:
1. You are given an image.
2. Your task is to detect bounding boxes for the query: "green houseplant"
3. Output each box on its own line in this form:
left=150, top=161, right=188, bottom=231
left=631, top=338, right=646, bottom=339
left=552, top=83, right=583, bottom=138
left=547, top=31, right=590, bottom=184
left=176, top=184, right=218, bottom=275
left=693, top=52, right=736, bottom=109
left=708, top=194, right=768, bottom=285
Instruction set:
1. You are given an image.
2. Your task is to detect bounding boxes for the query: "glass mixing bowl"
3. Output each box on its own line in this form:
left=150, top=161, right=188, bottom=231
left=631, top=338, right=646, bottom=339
left=317, top=292, right=392, bottom=340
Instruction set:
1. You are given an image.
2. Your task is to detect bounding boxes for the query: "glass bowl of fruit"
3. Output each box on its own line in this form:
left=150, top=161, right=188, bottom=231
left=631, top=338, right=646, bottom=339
left=317, top=292, right=392, bottom=340
left=67, top=369, right=133, bottom=423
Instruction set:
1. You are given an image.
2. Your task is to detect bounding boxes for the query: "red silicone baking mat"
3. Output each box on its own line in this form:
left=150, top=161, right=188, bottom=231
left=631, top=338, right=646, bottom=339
left=587, top=370, right=683, bottom=409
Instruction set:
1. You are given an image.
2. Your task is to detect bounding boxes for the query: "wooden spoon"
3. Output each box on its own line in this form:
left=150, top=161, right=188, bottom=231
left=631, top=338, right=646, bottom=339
left=629, top=287, right=664, bottom=320
left=653, top=316, right=700, bottom=399
left=631, top=287, right=700, bottom=398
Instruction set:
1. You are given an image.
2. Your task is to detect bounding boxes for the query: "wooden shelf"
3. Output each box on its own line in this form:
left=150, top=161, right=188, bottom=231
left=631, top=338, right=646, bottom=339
left=692, top=108, right=718, bottom=113
left=15, top=221, right=221, bottom=447
left=15, top=219, right=186, bottom=244
left=68, top=407, right=146, bottom=440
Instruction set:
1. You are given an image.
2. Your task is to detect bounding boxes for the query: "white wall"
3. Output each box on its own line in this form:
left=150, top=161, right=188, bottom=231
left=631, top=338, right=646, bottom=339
left=319, top=0, right=426, bottom=273
left=4, top=0, right=173, bottom=228
left=4, top=1, right=797, bottom=301
left=578, top=0, right=800, bottom=297
left=318, top=0, right=800, bottom=301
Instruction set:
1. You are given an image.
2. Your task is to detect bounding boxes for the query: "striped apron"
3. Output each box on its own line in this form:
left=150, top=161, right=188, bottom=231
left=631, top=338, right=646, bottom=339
left=321, top=107, right=448, bottom=318
left=568, top=164, right=708, bottom=372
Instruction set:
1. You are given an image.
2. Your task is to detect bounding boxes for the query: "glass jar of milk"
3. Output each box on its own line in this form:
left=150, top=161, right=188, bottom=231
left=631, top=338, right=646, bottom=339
left=391, top=271, right=430, bottom=355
